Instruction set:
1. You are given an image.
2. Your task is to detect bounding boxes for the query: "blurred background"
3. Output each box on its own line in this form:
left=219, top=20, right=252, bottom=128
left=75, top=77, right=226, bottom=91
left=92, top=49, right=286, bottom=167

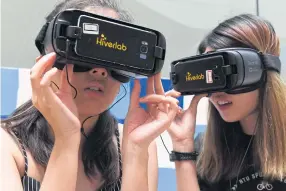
left=2, top=0, right=286, bottom=77
left=1, top=0, right=286, bottom=190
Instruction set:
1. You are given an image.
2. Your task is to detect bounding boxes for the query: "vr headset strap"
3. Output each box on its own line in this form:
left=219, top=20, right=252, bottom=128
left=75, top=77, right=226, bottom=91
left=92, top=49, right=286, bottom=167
left=228, top=53, right=280, bottom=95
left=35, top=22, right=49, bottom=55
left=261, top=54, right=281, bottom=73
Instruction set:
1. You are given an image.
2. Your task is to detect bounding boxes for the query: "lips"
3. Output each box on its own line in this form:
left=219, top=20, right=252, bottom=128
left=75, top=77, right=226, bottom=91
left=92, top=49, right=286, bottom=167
left=215, top=100, right=233, bottom=111
left=84, top=82, right=104, bottom=93
left=85, top=86, right=103, bottom=92
left=217, top=100, right=232, bottom=106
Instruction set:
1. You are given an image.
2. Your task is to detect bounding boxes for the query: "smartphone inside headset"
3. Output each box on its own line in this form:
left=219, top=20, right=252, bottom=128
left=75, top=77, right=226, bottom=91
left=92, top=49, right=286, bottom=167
left=170, top=48, right=281, bottom=95
left=35, top=9, right=167, bottom=82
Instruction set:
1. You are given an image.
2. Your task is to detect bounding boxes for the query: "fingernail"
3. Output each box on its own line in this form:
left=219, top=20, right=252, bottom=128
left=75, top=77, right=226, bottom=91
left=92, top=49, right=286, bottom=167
left=43, top=52, right=56, bottom=60
left=46, top=52, right=56, bottom=57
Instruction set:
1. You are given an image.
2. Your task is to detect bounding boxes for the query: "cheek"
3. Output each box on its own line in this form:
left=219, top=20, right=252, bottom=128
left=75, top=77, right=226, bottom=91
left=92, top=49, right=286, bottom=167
left=106, top=80, right=121, bottom=97
left=229, top=91, right=259, bottom=121
left=209, top=91, right=259, bottom=122
left=69, top=73, right=83, bottom=87
left=239, top=90, right=258, bottom=104
left=237, top=91, right=259, bottom=112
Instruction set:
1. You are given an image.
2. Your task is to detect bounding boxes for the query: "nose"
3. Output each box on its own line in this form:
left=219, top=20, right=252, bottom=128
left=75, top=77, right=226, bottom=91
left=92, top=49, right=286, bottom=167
left=89, top=67, right=108, bottom=79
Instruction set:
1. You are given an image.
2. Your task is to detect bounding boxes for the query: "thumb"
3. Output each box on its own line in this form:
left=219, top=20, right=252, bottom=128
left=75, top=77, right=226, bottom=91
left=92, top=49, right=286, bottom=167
left=129, top=79, right=141, bottom=110
left=35, top=55, right=43, bottom=63
left=186, top=94, right=207, bottom=114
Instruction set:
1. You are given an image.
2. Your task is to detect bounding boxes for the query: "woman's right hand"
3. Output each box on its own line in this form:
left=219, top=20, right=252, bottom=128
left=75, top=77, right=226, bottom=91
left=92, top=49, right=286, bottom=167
left=165, top=90, right=206, bottom=152
left=30, top=52, right=81, bottom=141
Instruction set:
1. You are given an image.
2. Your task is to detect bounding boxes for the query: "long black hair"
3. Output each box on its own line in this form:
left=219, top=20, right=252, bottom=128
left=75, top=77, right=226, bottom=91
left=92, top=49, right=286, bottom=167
left=1, top=0, right=133, bottom=188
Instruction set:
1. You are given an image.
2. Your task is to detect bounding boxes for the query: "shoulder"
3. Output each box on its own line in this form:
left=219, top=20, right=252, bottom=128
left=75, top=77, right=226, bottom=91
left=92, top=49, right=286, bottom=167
left=0, top=127, right=20, bottom=155
left=0, top=127, right=26, bottom=177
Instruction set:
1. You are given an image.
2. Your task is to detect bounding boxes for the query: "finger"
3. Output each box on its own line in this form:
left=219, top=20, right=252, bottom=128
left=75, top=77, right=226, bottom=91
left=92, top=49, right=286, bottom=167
left=60, top=64, right=74, bottom=94
left=129, top=79, right=141, bottom=109
left=140, top=95, right=179, bottom=114
left=30, top=53, right=56, bottom=108
left=178, top=106, right=183, bottom=114
left=146, top=76, right=155, bottom=95
left=163, top=96, right=180, bottom=119
left=40, top=85, right=63, bottom=121
left=148, top=104, right=158, bottom=117
left=186, top=94, right=207, bottom=114
left=156, top=96, right=180, bottom=116
left=40, top=68, right=60, bottom=106
left=154, top=73, right=165, bottom=95
left=134, top=97, right=180, bottom=142
left=32, top=67, right=59, bottom=110
left=40, top=67, right=74, bottom=111
left=139, top=94, right=171, bottom=104
left=146, top=76, right=155, bottom=111
left=30, top=52, right=56, bottom=89
left=31, top=52, right=56, bottom=78
left=35, top=55, right=43, bottom=63
left=165, top=89, right=181, bottom=98
left=40, top=67, right=59, bottom=87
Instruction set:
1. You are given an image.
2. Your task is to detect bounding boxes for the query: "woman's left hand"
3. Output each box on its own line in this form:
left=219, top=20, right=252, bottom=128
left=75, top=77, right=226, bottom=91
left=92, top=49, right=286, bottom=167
left=123, top=73, right=180, bottom=150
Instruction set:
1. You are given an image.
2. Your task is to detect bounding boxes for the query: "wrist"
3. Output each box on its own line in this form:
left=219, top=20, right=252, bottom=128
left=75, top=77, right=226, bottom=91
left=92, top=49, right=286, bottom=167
left=124, top=142, right=149, bottom=156
left=172, top=139, right=195, bottom=152
left=122, top=142, right=149, bottom=163
left=54, top=132, right=81, bottom=150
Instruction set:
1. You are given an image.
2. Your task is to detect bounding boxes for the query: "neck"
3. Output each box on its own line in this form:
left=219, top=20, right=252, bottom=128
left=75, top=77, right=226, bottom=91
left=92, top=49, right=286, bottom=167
left=79, top=114, right=100, bottom=135
left=78, top=114, right=100, bottom=151
left=239, top=112, right=258, bottom=135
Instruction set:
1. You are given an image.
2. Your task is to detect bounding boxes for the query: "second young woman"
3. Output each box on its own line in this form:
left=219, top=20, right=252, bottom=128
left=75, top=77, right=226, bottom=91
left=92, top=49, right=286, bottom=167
left=166, top=14, right=286, bottom=191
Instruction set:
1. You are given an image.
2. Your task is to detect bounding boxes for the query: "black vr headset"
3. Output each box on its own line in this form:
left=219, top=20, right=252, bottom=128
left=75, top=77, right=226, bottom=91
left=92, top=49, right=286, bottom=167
left=170, top=48, right=281, bottom=95
left=35, top=9, right=166, bottom=83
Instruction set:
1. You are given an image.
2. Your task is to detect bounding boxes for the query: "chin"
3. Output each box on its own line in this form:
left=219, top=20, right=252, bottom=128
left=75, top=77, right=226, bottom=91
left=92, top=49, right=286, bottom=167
left=219, top=113, right=242, bottom=123
left=79, top=104, right=107, bottom=116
